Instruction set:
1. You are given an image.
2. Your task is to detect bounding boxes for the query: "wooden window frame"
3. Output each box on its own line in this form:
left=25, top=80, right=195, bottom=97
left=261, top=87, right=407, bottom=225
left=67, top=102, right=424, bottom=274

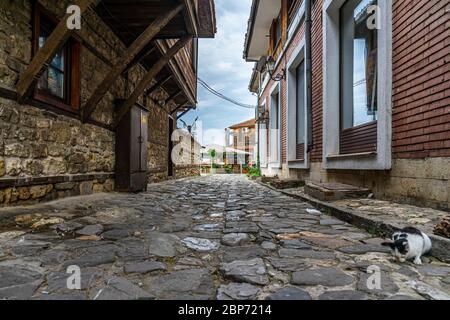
left=32, top=2, right=81, bottom=114
left=338, top=0, right=378, bottom=155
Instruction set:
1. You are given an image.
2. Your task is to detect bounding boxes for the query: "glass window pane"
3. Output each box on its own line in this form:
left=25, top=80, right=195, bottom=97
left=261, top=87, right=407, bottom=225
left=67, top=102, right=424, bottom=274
left=296, top=61, right=305, bottom=144
left=47, top=67, right=65, bottom=98
left=341, top=0, right=378, bottom=129
left=37, top=18, right=66, bottom=99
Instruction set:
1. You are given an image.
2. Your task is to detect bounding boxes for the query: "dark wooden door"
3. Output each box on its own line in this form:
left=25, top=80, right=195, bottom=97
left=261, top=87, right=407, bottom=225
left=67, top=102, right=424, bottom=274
left=168, top=117, right=174, bottom=177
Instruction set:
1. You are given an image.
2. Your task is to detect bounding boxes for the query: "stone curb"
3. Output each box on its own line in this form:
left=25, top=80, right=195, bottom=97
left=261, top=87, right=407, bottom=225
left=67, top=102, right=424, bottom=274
left=254, top=179, right=450, bottom=263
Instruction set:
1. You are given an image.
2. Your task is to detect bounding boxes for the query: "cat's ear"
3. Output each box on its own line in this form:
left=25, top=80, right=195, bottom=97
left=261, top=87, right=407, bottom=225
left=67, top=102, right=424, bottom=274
left=381, top=242, right=395, bottom=250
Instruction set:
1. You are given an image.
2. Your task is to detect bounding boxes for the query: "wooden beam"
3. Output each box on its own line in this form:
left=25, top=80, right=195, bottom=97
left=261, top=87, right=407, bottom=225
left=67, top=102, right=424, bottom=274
left=145, top=75, right=172, bottom=96
left=82, top=3, right=185, bottom=122
left=122, top=46, right=157, bottom=75
left=170, top=104, right=186, bottom=115
left=16, top=0, right=99, bottom=102
left=177, top=108, right=191, bottom=119
left=114, top=36, right=192, bottom=128
left=164, top=90, right=183, bottom=105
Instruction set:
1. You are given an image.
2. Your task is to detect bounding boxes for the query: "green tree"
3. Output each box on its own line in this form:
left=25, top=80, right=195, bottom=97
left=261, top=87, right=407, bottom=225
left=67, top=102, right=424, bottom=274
left=208, top=149, right=216, bottom=169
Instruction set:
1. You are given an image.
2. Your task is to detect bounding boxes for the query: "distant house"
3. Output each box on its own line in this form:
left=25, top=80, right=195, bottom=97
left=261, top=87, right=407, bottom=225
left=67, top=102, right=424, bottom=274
left=225, top=119, right=257, bottom=166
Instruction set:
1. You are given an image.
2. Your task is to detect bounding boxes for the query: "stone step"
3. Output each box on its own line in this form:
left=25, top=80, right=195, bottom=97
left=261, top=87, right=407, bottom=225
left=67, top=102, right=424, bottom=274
left=269, top=179, right=305, bottom=190
left=304, top=182, right=371, bottom=201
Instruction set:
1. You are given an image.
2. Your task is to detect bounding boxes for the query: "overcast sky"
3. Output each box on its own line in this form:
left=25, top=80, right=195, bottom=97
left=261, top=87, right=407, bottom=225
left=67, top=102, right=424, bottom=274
left=180, top=0, right=256, bottom=147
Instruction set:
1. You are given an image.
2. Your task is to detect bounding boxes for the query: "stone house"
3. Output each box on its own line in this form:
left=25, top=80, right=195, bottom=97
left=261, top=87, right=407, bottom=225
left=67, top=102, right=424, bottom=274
left=244, top=0, right=450, bottom=210
left=225, top=118, right=257, bottom=166
left=0, top=0, right=216, bottom=206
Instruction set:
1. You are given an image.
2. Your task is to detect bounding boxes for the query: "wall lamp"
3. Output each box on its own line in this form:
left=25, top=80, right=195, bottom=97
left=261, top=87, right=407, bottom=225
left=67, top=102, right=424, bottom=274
left=266, top=56, right=286, bottom=81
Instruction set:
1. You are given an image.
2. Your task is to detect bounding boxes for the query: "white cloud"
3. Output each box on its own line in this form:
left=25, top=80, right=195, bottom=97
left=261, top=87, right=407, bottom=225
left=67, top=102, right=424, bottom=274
left=202, top=128, right=226, bottom=146
left=180, top=0, right=255, bottom=132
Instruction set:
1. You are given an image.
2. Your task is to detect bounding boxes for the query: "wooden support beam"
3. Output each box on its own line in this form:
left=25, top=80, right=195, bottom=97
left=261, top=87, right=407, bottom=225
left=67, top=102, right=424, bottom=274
left=170, top=98, right=188, bottom=114
left=122, top=46, right=157, bottom=75
left=82, top=3, right=185, bottom=122
left=170, top=104, right=185, bottom=115
left=164, top=90, right=183, bottom=105
left=16, top=0, right=99, bottom=102
left=114, top=36, right=192, bottom=128
left=177, top=108, right=191, bottom=119
left=145, top=75, right=172, bottom=96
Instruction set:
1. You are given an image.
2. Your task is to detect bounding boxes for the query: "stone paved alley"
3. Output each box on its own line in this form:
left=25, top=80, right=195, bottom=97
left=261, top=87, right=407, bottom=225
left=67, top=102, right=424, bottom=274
left=0, top=175, right=449, bottom=300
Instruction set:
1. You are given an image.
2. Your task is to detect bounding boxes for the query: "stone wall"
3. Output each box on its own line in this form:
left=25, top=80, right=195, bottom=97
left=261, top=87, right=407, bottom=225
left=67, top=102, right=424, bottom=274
left=0, top=0, right=198, bottom=207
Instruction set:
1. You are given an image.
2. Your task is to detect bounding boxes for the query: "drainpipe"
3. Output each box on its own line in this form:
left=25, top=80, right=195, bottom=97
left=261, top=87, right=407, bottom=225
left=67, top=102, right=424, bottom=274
left=305, top=0, right=314, bottom=152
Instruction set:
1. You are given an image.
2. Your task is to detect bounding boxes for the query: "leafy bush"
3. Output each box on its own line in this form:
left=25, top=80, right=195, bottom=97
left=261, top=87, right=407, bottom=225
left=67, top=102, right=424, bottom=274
left=225, top=165, right=233, bottom=174
left=246, top=166, right=261, bottom=178
left=212, top=163, right=220, bottom=169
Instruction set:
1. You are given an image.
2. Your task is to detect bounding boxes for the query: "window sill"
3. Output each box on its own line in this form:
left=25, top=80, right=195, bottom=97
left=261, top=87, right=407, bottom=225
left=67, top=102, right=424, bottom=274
left=327, top=152, right=377, bottom=160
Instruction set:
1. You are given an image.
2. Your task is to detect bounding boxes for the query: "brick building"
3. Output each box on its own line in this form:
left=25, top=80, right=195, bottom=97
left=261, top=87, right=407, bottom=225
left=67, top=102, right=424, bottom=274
left=225, top=118, right=257, bottom=166
left=0, top=0, right=216, bottom=206
left=244, top=0, right=450, bottom=210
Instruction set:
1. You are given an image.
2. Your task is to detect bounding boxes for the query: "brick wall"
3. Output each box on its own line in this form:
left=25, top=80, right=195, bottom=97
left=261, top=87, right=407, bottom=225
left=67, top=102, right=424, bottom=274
left=392, top=0, right=450, bottom=159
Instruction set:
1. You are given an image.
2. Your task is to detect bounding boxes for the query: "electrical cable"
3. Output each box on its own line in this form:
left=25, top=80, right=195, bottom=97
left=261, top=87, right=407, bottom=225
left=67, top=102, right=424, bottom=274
left=198, top=78, right=256, bottom=109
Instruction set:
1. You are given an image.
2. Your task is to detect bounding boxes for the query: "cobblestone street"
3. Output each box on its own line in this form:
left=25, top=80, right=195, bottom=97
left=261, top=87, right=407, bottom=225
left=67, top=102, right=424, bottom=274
left=0, top=175, right=449, bottom=300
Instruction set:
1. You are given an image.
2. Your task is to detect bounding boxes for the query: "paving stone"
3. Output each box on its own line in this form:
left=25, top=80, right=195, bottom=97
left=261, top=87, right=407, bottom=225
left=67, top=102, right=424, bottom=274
left=292, top=268, right=354, bottom=286
left=318, top=290, right=368, bottom=300
left=217, top=283, right=260, bottom=300
left=405, top=280, right=450, bottom=300
left=268, top=258, right=309, bottom=272
left=222, top=245, right=266, bottom=262
left=226, top=211, right=246, bottom=221
left=63, top=251, right=116, bottom=268
left=266, top=287, right=312, bottom=300
left=76, top=224, right=104, bottom=236
left=280, top=239, right=312, bottom=249
left=384, top=295, right=419, bottom=300
left=320, top=218, right=346, bottom=226
left=278, top=248, right=336, bottom=260
left=145, top=269, right=215, bottom=300
left=338, top=244, right=391, bottom=254
left=417, top=265, right=450, bottom=277
left=124, top=261, right=167, bottom=274
left=220, top=258, right=269, bottom=285
left=193, top=223, right=223, bottom=232
left=52, top=221, right=84, bottom=233
left=33, top=292, right=87, bottom=300
left=356, top=271, right=399, bottom=296
left=221, top=233, right=250, bottom=246
left=10, top=240, right=51, bottom=257
left=93, top=277, right=154, bottom=300
left=261, top=241, right=277, bottom=250
left=47, top=269, right=101, bottom=292
left=147, top=232, right=183, bottom=258
left=101, top=228, right=133, bottom=240
left=181, top=237, right=219, bottom=252
left=224, top=221, right=259, bottom=234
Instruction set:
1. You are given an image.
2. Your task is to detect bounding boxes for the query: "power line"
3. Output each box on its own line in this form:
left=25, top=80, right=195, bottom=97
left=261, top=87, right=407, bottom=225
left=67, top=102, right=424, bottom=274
left=198, top=78, right=256, bottom=109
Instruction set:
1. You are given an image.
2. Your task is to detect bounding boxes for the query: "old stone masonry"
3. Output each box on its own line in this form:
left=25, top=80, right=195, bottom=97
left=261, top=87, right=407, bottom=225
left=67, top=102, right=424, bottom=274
left=0, top=175, right=449, bottom=300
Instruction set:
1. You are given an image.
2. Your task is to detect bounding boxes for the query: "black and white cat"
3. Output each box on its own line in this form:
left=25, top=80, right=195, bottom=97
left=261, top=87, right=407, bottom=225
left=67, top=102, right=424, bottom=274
left=382, top=227, right=432, bottom=265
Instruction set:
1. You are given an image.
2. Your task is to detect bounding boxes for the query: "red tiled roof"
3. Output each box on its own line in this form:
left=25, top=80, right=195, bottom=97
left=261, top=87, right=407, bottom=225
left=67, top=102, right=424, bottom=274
left=228, top=119, right=256, bottom=129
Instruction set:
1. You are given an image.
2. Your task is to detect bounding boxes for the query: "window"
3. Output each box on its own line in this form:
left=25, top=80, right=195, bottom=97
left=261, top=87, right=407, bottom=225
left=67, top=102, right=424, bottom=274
left=323, top=0, right=392, bottom=170
left=271, top=12, right=282, bottom=51
left=340, top=0, right=378, bottom=129
left=33, top=3, right=81, bottom=112
left=269, top=90, right=280, bottom=165
left=296, top=61, right=305, bottom=145
left=275, top=14, right=282, bottom=46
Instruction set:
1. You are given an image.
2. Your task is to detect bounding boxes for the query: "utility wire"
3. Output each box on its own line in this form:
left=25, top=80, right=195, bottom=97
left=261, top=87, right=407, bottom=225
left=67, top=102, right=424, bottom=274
left=198, top=78, right=256, bottom=109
